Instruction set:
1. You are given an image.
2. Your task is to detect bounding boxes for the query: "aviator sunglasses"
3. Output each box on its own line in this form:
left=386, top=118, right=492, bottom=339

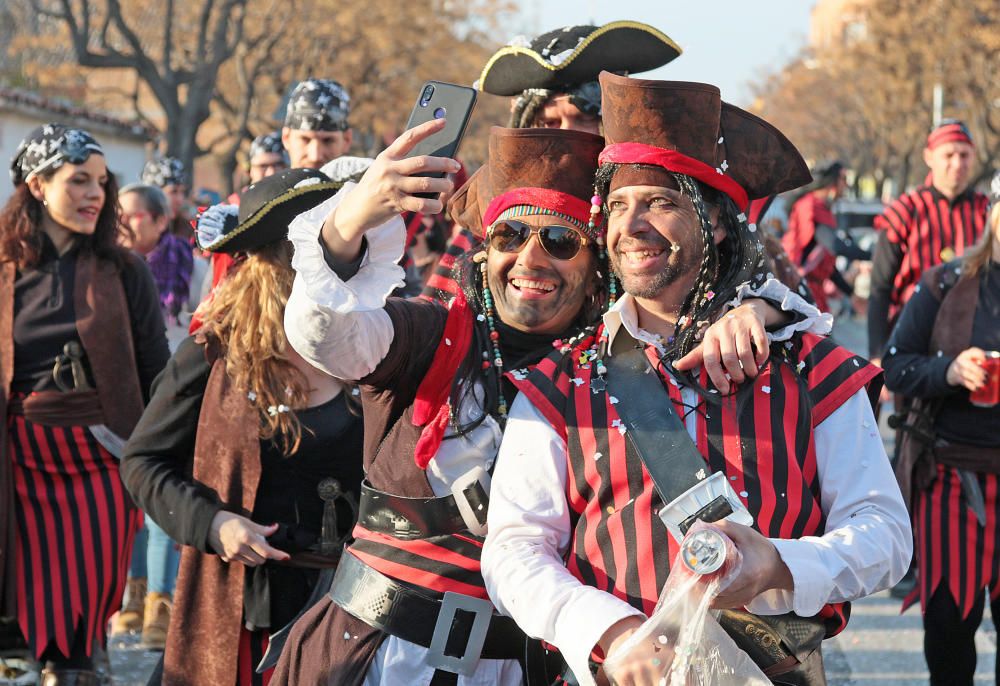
left=487, top=219, right=589, bottom=261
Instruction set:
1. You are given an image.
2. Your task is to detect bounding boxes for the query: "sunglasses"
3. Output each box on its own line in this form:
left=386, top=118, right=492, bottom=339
left=487, top=219, right=589, bottom=261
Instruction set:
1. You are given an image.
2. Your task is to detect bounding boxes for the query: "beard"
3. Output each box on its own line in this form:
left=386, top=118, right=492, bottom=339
left=610, top=238, right=703, bottom=299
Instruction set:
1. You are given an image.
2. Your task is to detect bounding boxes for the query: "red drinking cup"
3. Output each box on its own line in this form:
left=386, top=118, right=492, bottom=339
left=970, top=351, right=1000, bottom=408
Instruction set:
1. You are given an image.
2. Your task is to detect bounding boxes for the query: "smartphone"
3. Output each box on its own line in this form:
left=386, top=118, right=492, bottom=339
left=404, top=81, right=477, bottom=198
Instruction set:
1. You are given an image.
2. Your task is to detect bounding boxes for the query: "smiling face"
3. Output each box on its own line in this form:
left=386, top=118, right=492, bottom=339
left=28, top=155, right=108, bottom=239
left=485, top=213, right=597, bottom=335
left=606, top=181, right=723, bottom=302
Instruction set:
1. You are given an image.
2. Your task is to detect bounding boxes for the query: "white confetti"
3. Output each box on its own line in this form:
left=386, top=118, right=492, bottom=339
left=748, top=223, right=757, bottom=233
left=351, top=387, right=360, bottom=396
left=343, top=632, right=351, bottom=640
left=477, top=314, right=486, bottom=322
left=247, top=391, right=257, bottom=401
left=609, top=395, right=619, bottom=404
left=739, top=490, right=749, bottom=498
left=572, top=377, right=584, bottom=386
left=889, top=347, right=897, bottom=355
left=796, top=361, right=806, bottom=372
left=852, top=359, right=860, bottom=366
left=611, top=419, right=621, bottom=428
left=762, top=386, right=771, bottom=394
left=658, top=635, right=669, bottom=645
left=618, top=424, right=627, bottom=436
left=594, top=452, right=603, bottom=460
left=696, top=469, right=706, bottom=479
left=445, top=338, right=452, bottom=346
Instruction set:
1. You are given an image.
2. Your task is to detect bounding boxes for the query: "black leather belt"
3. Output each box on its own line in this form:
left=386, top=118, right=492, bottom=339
left=356, top=475, right=489, bottom=540
left=329, top=552, right=525, bottom=676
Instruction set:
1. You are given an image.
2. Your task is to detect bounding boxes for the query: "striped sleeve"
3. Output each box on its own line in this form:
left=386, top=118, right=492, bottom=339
left=797, top=334, right=883, bottom=425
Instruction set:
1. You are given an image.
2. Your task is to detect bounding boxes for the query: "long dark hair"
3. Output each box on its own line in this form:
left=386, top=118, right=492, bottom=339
left=0, top=166, right=126, bottom=269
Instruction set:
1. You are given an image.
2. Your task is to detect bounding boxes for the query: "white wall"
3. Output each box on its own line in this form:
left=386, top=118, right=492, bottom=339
left=0, top=111, right=149, bottom=202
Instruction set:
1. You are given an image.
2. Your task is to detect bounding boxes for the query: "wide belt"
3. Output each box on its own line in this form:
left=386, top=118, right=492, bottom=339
left=328, top=552, right=525, bottom=675
left=356, top=472, right=490, bottom=539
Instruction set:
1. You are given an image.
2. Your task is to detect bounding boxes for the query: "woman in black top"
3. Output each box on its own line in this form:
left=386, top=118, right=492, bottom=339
left=883, top=178, right=1000, bottom=686
left=1, top=124, right=169, bottom=684
left=120, top=169, right=364, bottom=686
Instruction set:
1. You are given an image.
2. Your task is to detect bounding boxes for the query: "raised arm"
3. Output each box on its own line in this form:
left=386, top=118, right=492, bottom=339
left=284, top=119, right=462, bottom=382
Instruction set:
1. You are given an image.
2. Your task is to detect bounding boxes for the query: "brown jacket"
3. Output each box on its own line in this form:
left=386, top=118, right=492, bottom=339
left=162, top=350, right=262, bottom=686
left=0, top=253, right=144, bottom=617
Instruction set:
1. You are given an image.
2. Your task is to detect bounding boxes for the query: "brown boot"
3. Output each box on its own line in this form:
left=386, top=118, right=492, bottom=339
left=140, top=592, right=172, bottom=650
left=39, top=669, right=99, bottom=686
left=109, top=577, right=146, bottom=636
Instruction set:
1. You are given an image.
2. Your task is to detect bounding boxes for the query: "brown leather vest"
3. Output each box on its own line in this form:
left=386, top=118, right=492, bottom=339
left=162, top=352, right=262, bottom=686
left=0, top=252, right=144, bottom=616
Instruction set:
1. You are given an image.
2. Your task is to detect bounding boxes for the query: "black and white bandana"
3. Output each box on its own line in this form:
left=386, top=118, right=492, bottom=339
left=283, top=79, right=351, bottom=132
left=9, top=123, right=104, bottom=186
left=142, top=157, right=189, bottom=188
left=249, top=131, right=287, bottom=161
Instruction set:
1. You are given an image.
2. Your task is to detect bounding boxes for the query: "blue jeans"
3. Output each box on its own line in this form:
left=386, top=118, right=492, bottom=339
left=128, top=515, right=179, bottom=594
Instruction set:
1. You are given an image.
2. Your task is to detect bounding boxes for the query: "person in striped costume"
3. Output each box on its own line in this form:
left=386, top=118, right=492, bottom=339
left=272, top=116, right=821, bottom=685
left=868, top=119, right=989, bottom=363
left=483, top=72, right=912, bottom=686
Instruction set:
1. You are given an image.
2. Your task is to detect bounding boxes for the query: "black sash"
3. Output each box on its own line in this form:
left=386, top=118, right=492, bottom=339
left=603, top=331, right=827, bottom=686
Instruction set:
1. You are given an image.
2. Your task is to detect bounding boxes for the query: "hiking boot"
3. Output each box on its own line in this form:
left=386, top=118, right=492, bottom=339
left=141, top=593, right=172, bottom=650
left=109, top=577, right=146, bottom=636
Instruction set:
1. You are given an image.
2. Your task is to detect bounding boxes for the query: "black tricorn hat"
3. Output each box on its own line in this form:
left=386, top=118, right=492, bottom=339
left=478, top=21, right=681, bottom=96
left=198, top=168, right=342, bottom=253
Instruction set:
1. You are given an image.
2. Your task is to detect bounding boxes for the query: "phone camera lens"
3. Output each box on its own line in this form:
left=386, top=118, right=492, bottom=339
left=433, top=107, right=446, bottom=119
left=420, top=84, right=435, bottom=107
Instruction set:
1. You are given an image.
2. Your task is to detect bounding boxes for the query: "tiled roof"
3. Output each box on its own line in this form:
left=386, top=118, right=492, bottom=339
left=0, top=86, right=156, bottom=140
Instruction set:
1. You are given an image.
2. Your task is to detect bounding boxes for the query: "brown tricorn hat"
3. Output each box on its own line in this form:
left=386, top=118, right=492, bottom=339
left=597, top=71, right=810, bottom=209
left=481, top=126, right=604, bottom=239
left=447, top=166, right=491, bottom=232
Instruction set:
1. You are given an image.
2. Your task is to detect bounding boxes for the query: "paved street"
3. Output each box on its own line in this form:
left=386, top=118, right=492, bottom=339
left=103, top=311, right=993, bottom=685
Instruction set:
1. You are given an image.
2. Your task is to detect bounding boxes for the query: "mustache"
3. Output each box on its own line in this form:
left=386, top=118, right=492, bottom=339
left=614, top=237, right=673, bottom=253
left=505, top=267, right=561, bottom=282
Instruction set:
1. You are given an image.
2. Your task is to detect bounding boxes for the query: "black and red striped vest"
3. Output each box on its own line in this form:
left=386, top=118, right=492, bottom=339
left=875, top=185, right=987, bottom=319
left=512, top=329, right=882, bottom=638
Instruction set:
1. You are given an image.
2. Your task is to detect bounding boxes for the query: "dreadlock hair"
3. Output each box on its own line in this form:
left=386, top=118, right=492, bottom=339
left=594, top=162, right=765, bottom=398
left=509, top=89, right=552, bottom=129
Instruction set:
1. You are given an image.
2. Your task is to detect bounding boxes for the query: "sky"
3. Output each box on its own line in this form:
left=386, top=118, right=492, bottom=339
left=509, top=0, right=816, bottom=106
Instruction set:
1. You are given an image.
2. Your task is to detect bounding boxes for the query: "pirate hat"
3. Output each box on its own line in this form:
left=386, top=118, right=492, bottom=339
left=479, top=21, right=681, bottom=97
left=481, top=127, right=604, bottom=239
left=198, top=168, right=342, bottom=253
left=598, top=71, right=811, bottom=210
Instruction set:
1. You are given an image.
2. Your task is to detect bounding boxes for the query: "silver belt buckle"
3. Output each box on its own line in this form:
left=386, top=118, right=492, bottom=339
left=450, top=466, right=491, bottom=537
left=426, top=591, right=493, bottom=676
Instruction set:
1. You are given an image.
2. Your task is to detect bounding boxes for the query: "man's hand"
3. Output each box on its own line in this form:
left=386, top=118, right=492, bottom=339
left=946, top=347, right=988, bottom=392
left=710, top=519, right=793, bottom=610
left=595, top=615, right=672, bottom=686
left=208, top=511, right=291, bottom=567
left=320, top=118, right=461, bottom=261
left=675, top=300, right=775, bottom=393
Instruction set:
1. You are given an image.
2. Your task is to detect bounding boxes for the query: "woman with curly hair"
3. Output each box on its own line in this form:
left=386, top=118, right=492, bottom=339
left=0, top=123, right=169, bottom=683
left=121, top=168, right=364, bottom=686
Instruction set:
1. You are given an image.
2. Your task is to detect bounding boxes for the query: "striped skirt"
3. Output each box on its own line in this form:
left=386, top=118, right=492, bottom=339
left=904, top=466, right=1000, bottom=617
left=8, top=414, right=139, bottom=658
left=238, top=628, right=272, bottom=686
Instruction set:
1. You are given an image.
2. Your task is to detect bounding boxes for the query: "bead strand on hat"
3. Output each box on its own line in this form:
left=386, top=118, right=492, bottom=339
left=479, top=261, right=508, bottom=417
